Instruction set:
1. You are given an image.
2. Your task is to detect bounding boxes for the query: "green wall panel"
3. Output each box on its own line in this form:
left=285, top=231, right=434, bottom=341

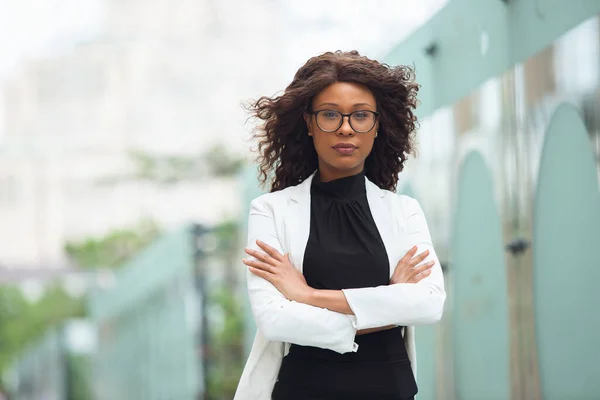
left=88, top=225, right=195, bottom=321
left=533, top=104, right=600, bottom=399
left=88, top=227, right=202, bottom=400
left=385, top=0, right=600, bottom=119
left=452, top=151, right=510, bottom=400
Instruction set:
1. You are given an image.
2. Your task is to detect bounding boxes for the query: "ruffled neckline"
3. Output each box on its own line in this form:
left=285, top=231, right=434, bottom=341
left=311, top=170, right=366, bottom=200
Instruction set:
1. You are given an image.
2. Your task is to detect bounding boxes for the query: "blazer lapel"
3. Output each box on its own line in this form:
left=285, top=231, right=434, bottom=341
left=286, top=172, right=315, bottom=273
left=365, top=179, right=398, bottom=279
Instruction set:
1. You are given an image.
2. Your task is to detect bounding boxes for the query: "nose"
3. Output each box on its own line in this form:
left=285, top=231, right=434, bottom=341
left=337, top=115, right=355, bottom=136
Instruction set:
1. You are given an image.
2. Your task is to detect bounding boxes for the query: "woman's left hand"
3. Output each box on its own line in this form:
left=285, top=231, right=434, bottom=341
left=244, top=240, right=313, bottom=303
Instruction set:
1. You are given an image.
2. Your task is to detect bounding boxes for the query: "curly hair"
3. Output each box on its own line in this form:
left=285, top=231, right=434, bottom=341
left=248, top=50, right=419, bottom=193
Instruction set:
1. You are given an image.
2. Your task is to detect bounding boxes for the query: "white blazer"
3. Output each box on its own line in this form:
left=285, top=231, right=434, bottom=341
left=234, top=172, right=446, bottom=400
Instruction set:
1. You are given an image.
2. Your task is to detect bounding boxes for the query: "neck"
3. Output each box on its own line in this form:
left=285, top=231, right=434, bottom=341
left=317, top=162, right=365, bottom=183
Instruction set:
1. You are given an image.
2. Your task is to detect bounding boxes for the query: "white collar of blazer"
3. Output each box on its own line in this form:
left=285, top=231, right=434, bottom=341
left=284, top=170, right=401, bottom=279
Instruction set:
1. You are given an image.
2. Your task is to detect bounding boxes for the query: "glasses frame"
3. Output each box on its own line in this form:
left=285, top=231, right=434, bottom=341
left=309, top=109, right=380, bottom=133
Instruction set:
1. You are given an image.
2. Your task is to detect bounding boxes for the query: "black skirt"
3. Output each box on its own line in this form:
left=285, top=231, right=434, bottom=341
left=271, top=328, right=418, bottom=400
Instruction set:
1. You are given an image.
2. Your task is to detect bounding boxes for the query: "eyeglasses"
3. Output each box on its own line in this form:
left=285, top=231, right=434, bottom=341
left=310, top=109, right=380, bottom=133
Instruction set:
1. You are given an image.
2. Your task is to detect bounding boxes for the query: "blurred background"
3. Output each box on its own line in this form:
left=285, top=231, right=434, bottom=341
left=0, top=0, right=599, bottom=399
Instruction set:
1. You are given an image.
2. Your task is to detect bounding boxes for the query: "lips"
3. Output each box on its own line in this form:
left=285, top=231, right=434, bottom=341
left=332, top=143, right=357, bottom=155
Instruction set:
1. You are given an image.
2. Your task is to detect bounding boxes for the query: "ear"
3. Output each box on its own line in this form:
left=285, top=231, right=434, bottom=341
left=303, top=112, right=312, bottom=135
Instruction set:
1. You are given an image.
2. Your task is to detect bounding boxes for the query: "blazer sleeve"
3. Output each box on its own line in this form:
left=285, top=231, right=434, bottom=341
left=245, top=198, right=359, bottom=354
left=341, top=196, right=446, bottom=330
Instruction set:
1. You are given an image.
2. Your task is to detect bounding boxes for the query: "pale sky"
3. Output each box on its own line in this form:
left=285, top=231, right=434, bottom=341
left=0, top=0, right=445, bottom=79
left=0, top=0, right=447, bottom=142
left=0, top=0, right=104, bottom=79
left=279, top=0, right=447, bottom=85
left=0, top=0, right=104, bottom=141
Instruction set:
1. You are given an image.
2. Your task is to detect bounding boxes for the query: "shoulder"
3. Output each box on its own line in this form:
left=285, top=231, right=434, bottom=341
left=249, top=185, right=296, bottom=211
left=373, top=183, right=418, bottom=207
left=365, top=179, right=423, bottom=214
left=250, top=173, right=314, bottom=211
left=394, top=193, right=421, bottom=209
left=382, top=190, right=424, bottom=216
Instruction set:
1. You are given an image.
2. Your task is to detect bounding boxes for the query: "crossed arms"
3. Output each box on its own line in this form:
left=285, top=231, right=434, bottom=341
left=244, top=197, right=446, bottom=354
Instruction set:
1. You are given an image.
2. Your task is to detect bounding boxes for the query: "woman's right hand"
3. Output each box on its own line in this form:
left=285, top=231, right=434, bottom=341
left=390, top=246, right=435, bottom=284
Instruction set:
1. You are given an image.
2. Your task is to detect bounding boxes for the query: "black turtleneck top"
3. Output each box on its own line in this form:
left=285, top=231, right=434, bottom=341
left=271, top=170, right=418, bottom=400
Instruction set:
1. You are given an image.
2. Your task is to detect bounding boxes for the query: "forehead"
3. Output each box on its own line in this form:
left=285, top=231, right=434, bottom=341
left=312, top=81, right=376, bottom=107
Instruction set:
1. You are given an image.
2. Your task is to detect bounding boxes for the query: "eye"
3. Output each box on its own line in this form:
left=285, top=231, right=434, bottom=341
left=322, top=110, right=339, bottom=119
left=353, top=111, right=369, bottom=120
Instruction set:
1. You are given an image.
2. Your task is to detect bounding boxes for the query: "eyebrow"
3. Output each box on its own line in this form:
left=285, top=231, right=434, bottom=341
left=317, top=102, right=375, bottom=109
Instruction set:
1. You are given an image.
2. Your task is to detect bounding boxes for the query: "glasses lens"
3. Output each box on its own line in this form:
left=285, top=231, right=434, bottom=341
left=350, top=111, right=376, bottom=133
left=316, top=110, right=342, bottom=131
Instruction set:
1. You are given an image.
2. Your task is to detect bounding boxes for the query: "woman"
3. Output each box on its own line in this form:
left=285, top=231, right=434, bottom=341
left=234, top=51, right=446, bottom=400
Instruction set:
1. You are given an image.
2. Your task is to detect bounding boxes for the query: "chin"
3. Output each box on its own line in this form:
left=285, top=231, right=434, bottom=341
left=328, top=159, right=364, bottom=172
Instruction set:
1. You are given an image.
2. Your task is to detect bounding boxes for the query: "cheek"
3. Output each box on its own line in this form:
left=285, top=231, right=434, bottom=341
left=311, top=134, right=328, bottom=156
left=360, top=137, right=376, bottom=156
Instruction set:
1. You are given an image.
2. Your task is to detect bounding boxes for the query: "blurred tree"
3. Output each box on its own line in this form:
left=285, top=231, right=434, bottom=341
left=0, top=285, right=84, bottom=374
left=203, top=220, right=245, bottom=400
left=96, top=143, right=245, bottom=185
left=202, top=143, right=245, bottom=178
left=206, top=288, right=245, bottom=399
left=64, top=219, right=161, bottom=269
left=65, top=354, right=94, bottom=400
left=213, top=220, right=241, bottom=286
left=0, top=219, right=161, bottom=391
